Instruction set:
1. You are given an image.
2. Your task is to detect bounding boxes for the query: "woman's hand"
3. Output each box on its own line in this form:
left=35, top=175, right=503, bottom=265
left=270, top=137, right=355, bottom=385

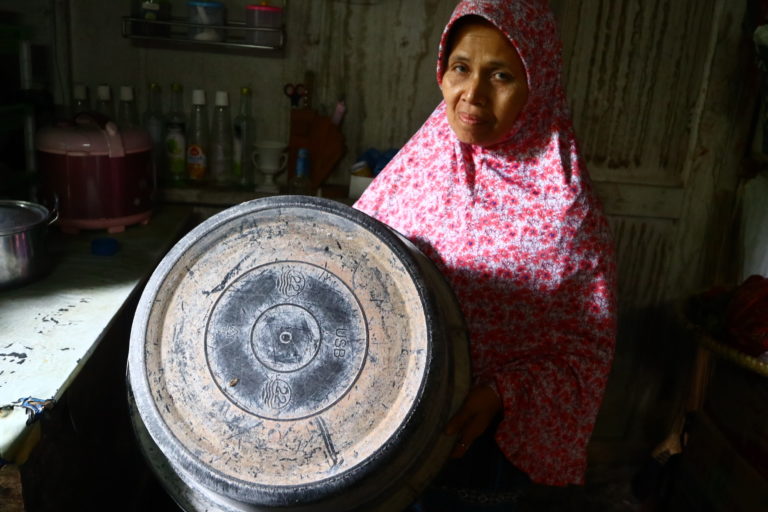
left=444, top=383, right=502, bottom=458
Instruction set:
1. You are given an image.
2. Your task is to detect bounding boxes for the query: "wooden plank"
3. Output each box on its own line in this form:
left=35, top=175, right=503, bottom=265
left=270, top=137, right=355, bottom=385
left=555, top=0, right=715, bottom=185
left=594, top=182, right=684, bottom=219
left=662, top=0, right=756, bottom=296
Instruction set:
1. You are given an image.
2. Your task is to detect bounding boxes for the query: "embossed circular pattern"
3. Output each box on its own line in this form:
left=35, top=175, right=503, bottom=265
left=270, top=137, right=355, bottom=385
left=252, top=304, right=320, bottom=373
left=129, top=197, right=458, bottom=507
left=206, top=261, right=368, bottom=421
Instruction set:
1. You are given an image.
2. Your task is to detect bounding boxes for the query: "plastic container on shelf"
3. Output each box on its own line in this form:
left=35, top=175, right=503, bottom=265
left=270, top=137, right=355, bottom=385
left=132, top=0, right=172, bottom=36
left=187, top=1, right=225, bottom=42
left=245, top=4, right=283, bottom=47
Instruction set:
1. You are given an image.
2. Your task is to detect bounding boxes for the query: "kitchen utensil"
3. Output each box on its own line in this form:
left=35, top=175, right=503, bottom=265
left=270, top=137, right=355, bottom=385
left=0, top=200, right=58, bottom=289
left=36, top=112, right=154, bottom=234
left=252, top=141, right=288, bottom=193
left=127, top=196, right=470, bottom=511
left=283, top=83, right=308, bottom=108
left=287, top=109, right=346, bottom=191
left=245, top=4, right=283, bottom=47
left=187, top=0, right=225, bottom=41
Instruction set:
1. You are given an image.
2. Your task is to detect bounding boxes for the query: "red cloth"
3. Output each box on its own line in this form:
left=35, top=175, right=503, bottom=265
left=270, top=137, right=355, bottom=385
left=725, top=274, right=768, bottom=357
left=354, top=0, right=617, bottom=486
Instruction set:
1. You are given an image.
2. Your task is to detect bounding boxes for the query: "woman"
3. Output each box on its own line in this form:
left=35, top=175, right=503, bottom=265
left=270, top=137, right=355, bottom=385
left=355, top=0, right=617, bottom=509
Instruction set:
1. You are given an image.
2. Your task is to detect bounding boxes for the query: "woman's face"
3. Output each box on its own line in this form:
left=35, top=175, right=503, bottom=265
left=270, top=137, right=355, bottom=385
left=440, top=20, right=529, bottom=147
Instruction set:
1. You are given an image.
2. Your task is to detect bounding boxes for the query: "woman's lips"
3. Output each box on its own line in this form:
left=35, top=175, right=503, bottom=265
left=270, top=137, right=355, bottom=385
left=458, top=112, right=487, bottom=125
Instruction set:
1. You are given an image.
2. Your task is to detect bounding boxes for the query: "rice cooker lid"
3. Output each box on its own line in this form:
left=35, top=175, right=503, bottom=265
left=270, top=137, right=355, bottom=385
left=0, top=200, right=50, bottom=235
left=35, top=114, right=152, bottom=157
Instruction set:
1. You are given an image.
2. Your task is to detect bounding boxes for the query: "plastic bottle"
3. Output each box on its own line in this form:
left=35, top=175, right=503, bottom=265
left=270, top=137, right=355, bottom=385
left=186, top=89, right=209, bottom=183
left=72, top=83, right=90, bottom=115
left=232, top=87, right=256, bottom=188
left=143, top=82, right=165, bottom=184
left=118, top=85, right=140, bottom=128
left=289, top=148, right=312, bottom=195
left=164, top=83, right=187, bottom=186
left=209, top=90, right=233, bottom=187
left=95, top=84, right=114, bottom=119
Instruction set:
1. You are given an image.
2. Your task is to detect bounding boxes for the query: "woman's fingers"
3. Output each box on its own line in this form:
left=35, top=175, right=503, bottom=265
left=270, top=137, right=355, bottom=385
left=444, top=384, right=502, bottom=458
left=444, top=401, right=472, bottom=436
left=449, top=412, right=489, bottom=458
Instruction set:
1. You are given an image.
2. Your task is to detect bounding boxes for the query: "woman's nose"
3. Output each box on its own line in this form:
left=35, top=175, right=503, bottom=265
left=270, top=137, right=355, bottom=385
left=463, top=74, right=487, bottom=105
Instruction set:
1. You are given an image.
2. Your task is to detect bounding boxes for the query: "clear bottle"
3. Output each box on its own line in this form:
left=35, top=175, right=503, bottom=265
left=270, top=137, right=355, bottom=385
left=209, top=90, right=233, bottom=187
left=232, top=87, right=256, bottom=188
left=289, top=148, right=312, bottom=195
left=117, top=85, right=140, bottom=128
left=164, top=83, right=187, bottom=186
left=186, top=89, right=209, bottom=183
left=143, top=82, right=165, bottom=185
left=95, top=84, right=114, bottom=119
left=72, top=83, right=90, bottom=115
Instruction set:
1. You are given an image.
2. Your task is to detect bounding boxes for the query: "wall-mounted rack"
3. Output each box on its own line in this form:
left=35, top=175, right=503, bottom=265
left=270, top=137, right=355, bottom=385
left=121, top=16, right=285, bottom=55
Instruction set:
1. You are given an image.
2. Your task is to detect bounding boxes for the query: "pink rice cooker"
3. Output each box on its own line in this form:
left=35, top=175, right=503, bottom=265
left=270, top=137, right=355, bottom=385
left=36, top=113, right=155, bottom=234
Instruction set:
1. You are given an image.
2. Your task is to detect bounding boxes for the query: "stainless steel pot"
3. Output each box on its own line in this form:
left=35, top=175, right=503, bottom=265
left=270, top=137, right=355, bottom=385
left=0, top=200, right=58, bottom=289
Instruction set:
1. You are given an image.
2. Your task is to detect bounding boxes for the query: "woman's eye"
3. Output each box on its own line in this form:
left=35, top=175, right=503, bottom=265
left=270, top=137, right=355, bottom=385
left=493, top=71, right=513, bottom=82
left=451, top=63, right=468, bottom=74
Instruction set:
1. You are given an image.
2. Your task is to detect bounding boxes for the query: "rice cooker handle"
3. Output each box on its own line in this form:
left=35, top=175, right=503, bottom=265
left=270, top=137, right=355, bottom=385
left=73, top=111, right=126, bottom=158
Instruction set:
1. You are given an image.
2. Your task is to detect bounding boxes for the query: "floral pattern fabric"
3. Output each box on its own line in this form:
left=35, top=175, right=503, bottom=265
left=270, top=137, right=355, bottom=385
left=354, top=0, right=617, bottom=486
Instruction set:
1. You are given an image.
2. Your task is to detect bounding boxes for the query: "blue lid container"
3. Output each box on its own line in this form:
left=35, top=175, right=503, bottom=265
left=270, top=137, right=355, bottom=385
left=187, top=0, right=225, bottom=42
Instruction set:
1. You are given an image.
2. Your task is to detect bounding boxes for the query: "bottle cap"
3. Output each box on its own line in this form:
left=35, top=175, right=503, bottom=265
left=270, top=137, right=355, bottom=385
left=240, top=86, right=252, bottom=96
left=350, top=160, right=373, bottom=177
left=214, top=90, right=229, bottom=107
left=73, top=83, right=87, bottom=101
left=120, top=85, right=134, bottom=101
left=97, top=84, right=111, bottom=100
left=192, top=89, right=206, bottom=105
left=171, top=83, right=183, bottom=93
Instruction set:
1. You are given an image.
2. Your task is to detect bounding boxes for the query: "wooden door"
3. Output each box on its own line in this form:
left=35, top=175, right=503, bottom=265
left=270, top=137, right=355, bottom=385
left=551, top=0, right=757, bottom=476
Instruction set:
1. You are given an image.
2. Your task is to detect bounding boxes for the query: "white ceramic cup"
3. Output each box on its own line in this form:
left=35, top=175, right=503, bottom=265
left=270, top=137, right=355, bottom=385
left=252, top=141, right=288, bottom=171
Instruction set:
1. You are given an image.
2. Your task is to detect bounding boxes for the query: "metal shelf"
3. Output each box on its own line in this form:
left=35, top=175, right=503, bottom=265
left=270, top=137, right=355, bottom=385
left=121, top=16, right=285, bottom=55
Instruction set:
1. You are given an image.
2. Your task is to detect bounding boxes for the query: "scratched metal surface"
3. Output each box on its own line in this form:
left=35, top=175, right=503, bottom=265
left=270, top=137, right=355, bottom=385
left=129, top=196, right=470, bottom=510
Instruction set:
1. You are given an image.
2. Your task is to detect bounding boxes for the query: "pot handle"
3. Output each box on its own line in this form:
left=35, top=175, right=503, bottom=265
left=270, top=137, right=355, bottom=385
left=47, top=193, right=59, bottom=226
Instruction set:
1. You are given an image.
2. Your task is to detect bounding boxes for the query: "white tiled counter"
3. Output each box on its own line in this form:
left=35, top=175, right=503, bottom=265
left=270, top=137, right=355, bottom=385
left=0, top=205, right=192, bottom=464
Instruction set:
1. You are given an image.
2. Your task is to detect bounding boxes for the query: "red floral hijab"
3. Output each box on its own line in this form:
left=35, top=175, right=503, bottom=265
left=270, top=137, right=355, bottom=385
left=355, top=0, right=617, bottom=486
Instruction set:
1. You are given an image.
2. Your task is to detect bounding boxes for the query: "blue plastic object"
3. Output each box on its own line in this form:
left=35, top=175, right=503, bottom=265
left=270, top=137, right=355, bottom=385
left=91, top=237, right=120, bottom=256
